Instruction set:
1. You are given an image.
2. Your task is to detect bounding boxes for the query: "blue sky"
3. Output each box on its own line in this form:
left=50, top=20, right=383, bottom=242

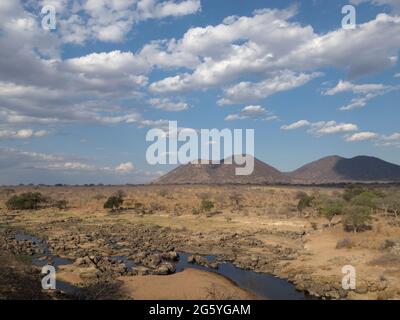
left=0, top=0, right=399, bottom=184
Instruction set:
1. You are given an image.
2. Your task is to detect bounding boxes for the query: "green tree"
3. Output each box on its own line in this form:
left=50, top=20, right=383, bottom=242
left=350, top=191, right=378, bottom=211
left=386, top=194, right=400, bottom=219
left=342, top=205, right=372, bottom=234
left=319, top=198, right=345, bottom=227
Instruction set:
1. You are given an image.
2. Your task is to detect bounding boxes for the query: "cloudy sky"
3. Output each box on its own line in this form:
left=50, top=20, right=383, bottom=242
left=0, top=0, right=399, bottom=185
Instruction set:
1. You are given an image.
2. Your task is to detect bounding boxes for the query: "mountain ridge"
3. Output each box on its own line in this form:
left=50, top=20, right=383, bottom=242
left=153, top=155, right=400, bottom=185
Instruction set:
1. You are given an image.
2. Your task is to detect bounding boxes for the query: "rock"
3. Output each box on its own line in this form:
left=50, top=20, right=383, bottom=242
left=135, top=266, right=150, bottom=276
left=377, top=289, right=395, bottom=300
left=162, top=251, right=179, bottom=261
left=154, top=262, right=175, bottom=275
left=74, top=257, right=86, bottom=266
left=80, top=266, right=100, bottom=280
left=144, top=253, right=161, bottom=268
left=355, top=281, right=368, bottom=294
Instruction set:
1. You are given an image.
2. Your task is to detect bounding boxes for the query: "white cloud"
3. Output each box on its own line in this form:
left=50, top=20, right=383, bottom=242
left=310, top=121, right=358, bottom=135
left=115, top=162, right=135, bottom=173
left=43, top=0, right=202, bottom=44
left=345, top=131, right=379, bottom=142
left=0, top=128, right=49, bottom=139
left=281, top=120, right=358, bottom=136
left=280, top=120, right=310, bottom=130
left=148, top=98, right=190, bottom=111
left=395, top=73, right=400, bottom=78
left=323, top=80, right=399, bottom=111
left=218, top=71, right=322, bottom=105
left=150, top=10, right=400, bottom=97
left=224, top=105, right=277, bottom=121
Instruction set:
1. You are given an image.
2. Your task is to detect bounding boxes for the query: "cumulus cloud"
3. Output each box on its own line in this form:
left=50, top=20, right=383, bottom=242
left=148, top=98, right=190, bottom=111
left=281, top=120, right=358, bottom=136
left=0, top=128, right=48, bottom=139
left=218, top=71, right=322, bottom=105
left=225, top=105, right=277, bottom=121
left=150, top=9, right=400, bottom=98
left=323, top=80, right=399, bottom=110
left=280, top=120, right=310, bottom=130
left=115, top=162, right=135, bottom=173
left=37, top=0, right=201, bottom=44
left=344, top=131, right=400, bottom=147
left=345, top=131, right=379, bottom=142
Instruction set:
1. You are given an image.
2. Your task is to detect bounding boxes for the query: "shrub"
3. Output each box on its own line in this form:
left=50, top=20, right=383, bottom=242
left=342, top=185, right=365, bottom=202
left=297, top=195, right=315, bottom=215
left=158, top=189, right=168, bottom=197
left=200, top=199, right=214, bottom=212
left=295, top=191, right=308, bottom=200
left=103, top=192, right=124, bottom=211
left=5, top=192, right=47, bottom=210
left=229, top=192, right=244, bottom=210
left=54, top=199, right=68, bottom=210
left=343, top=205, right=372, bottom=233
left=336, top=238, right=353, bottom=249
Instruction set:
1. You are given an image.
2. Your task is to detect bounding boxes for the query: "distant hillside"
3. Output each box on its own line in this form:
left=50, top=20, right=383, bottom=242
left=153, top=155, right=400, bottom=185
left=153, top=155, right=290, bottom=185
left=287, top=155, right=400, bottom=184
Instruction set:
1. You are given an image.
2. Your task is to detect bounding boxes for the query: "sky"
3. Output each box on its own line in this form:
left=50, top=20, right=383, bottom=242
left=0, top=0, right=400, bottom=185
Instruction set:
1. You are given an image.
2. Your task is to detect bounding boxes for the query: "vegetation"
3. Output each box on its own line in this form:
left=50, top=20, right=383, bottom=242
left=318, top=197, right=345, bottom=227
left=297, top=194, right=315, bottom=215
left=229, top=192, right=244, bottom=210
left=200, top=199, right=214, bottom=212
left=385, top=193, right=400, bottom=219
left=342, top=205, right=372, bottom=233
left=103, top=190, right=125, bottom=211
left=6, top=192, right=48, bottom=210
left=54, top=199, right=68, bottom=210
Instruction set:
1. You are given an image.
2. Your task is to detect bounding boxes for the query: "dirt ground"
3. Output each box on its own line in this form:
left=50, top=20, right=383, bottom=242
left=0, top=185, right=399, bottom=300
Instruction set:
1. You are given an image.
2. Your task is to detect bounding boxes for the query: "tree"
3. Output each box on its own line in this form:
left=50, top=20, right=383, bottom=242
left=319, top=198, right=345, bottom=227
left=342, top=205, right=372, bottom=233
left=350, top=191, right=378, bottom=212
left=6, top=192, right=47, bottom=210
left=386, top=194, right=400, bottom=219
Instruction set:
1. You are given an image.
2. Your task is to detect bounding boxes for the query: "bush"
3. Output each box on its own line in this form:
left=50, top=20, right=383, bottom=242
left=200, top=199, right=214, bottom=212
left=342, top=185, right=365, bottom=202
left=336, top=238, right=353, bottom=249
left=54, top=199, right=68, bottom=210
left=6, top=192, right=47, bottom=210
left=297, top=195, right=315, bottom=215
left=343, top=205, right=372, bottom=233
left=103, top=192, right=124, bottom=211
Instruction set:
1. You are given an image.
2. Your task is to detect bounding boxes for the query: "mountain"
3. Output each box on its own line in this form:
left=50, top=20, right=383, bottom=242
left=287, top=155, right=400, bottom=183
left=153, top=155, right=290, bottom=185
left=153, top=155, right=400, bottom=185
